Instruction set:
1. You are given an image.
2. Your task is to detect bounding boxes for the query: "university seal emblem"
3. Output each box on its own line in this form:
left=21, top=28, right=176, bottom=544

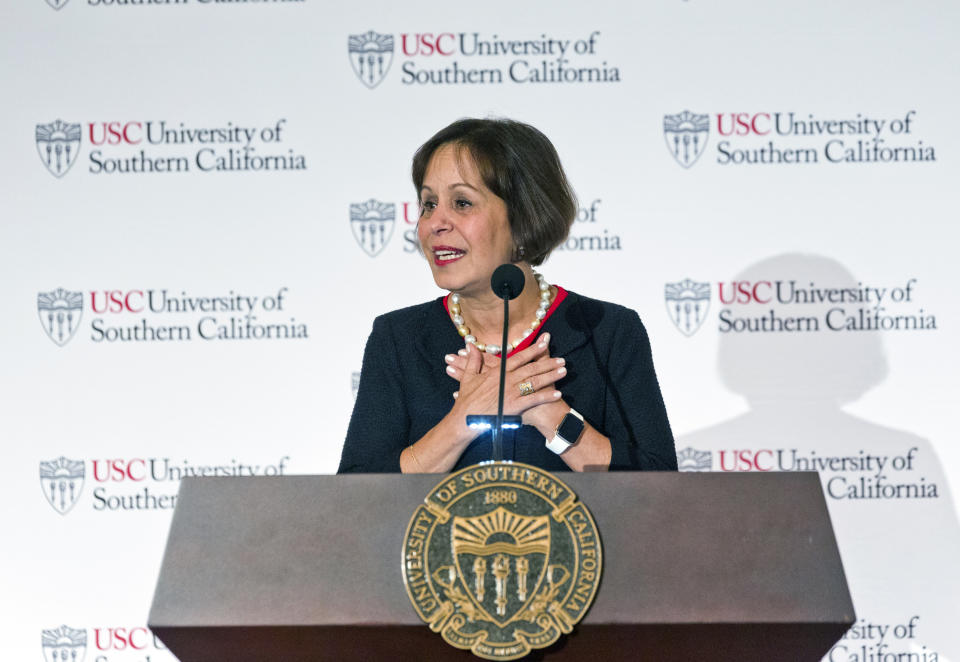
left=38, top=288, right=84, bottom=346
left=402, top=462, right=602, bottom=660
left=348, top=30, right=394, bottom=89
left=40, top=456, right=85, bottom=514
left=36, top=120, right=82, bottom=177
left=42, top=625, right=87, bottom=662
left=350, top=198, right=395, bottom=257
left=663, top=110, right=710, bottom=168
left=665, top=278, right=711, bottom=337
left=676, top=446, right=713, bottom=472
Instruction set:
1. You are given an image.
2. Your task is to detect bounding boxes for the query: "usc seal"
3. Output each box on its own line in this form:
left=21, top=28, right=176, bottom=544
left=401, top=462, right=602, bottom=660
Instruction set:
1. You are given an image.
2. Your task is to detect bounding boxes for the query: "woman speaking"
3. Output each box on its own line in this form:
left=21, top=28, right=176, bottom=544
left=338, top=118, right=675, bottom=473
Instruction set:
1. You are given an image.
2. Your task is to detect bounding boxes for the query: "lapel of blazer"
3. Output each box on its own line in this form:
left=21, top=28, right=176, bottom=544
left=540, top=290, right=592, bottom=358
left=412, top=297, right=463, bottom=367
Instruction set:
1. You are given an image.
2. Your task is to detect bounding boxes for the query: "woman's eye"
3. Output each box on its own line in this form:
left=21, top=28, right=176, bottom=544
left=421, top=200, right=437, bottom=212
left=454, top=198, right=472, bottom=209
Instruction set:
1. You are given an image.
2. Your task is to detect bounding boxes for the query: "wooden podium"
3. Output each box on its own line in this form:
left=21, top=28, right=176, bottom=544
left=148, top=471, right=854, bottom=661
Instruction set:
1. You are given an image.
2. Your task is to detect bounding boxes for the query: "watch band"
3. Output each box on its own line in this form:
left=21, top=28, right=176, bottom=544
left=546, top=408, right=585, bottom=455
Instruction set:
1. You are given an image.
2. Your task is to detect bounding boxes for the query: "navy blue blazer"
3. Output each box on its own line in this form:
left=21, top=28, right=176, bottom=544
left=338, top=291, right=676, bottom=473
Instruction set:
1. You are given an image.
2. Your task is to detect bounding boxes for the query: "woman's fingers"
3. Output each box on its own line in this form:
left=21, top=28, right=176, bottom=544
left=516, top=355, right=565, bottom=379
left=513, top=359, right=566, bottom=397
left=451, top=355, right=563, bottom=420
left=445, top=353, right=465, bottom=381
left=464, top=342, right=484, bottom=374
left=517, top=387, right=563, bottom=407
left=446, top=332, right=560, bottom=386
left=504, top=332, right=552, bottom=371
left=445, top=344, right=487, bottom=382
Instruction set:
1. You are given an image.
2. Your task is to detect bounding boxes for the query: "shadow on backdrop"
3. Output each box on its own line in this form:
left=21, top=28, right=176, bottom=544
left=677, top=253, right=959, bottom=660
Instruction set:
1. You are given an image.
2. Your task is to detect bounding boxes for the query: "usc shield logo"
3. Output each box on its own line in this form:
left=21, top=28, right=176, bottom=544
left=36, top=120, right=81, bottom=177
left=348, top=31, right=394, bottom=89
left=350, top=199, right=395, bottom=257
left=40, top=457, right=85, bottom=514
left=449, top=508, right=551, bottom=626
left=663, top=110, right=709, bottom=168
left=42, top=625, right=87, bottom=662
left=402, top=462, right=602, bottom=660
left=38, top=288, right=84, bottom=346
left=665, top=278, right=711, bottom=337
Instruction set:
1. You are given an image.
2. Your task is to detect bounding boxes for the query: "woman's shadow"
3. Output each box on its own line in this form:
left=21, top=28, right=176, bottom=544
left=677, top=253, right=959, bottom=660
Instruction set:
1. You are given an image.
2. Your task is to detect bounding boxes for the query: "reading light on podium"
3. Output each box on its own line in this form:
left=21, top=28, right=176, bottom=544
left=466, top=415, right=522, bottom=431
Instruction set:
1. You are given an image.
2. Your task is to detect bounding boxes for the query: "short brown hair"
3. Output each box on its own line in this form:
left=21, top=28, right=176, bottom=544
left=412, top=118, right=577, bottom=266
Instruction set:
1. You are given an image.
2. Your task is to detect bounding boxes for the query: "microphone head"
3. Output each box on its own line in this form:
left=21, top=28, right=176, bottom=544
left=491, top=264, right=526, bottom=300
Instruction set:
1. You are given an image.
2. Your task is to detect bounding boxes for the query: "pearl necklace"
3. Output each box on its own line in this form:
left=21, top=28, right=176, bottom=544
left=448, top=272, right=554, bottom=356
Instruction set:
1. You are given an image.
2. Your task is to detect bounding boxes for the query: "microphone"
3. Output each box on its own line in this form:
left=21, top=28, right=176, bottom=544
left=465, top=264, right=525, bottom=461
left=491, top=264, right=526, bottom=301
left=491, top=264, right=524, bottom=461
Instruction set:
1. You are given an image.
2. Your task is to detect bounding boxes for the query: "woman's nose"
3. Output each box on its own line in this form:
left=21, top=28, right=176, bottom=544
left=424, top=206, right=453, bottom=235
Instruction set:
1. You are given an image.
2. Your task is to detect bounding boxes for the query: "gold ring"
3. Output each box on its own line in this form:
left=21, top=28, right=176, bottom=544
left=518, top=381, right=535, bottom=396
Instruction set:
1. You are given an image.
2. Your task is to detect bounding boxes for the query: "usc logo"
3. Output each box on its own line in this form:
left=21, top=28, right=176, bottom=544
left=716, top=113, right=772, bottom=136
left=91, top=459, right=148, bottom=482
left=717, top=281, right=773, bottom=305
left=400, top=33, right=456, bottom=56
left=88, top=122, right=142, bottom=145
left=718, top=450, right=775, bottom=472
left=93, top=627, right=165, bottom=651
left=90, top=290, right=145, bottom=314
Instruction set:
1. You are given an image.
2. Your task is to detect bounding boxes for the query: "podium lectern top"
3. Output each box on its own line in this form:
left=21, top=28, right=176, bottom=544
left=149, top=471, right=854, bottom=661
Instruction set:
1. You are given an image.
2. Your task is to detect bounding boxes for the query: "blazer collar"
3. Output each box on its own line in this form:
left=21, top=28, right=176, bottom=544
left=540, top=290, right=592, bottom=357
left=414, top=297, right=463, bottom=366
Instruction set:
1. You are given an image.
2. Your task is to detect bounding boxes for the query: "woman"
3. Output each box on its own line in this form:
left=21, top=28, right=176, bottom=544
left=338, top=118, right=675, bottom=473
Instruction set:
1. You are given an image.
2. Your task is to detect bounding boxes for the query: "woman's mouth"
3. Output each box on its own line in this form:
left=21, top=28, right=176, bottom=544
left=433, top=247, right=466, bottom=265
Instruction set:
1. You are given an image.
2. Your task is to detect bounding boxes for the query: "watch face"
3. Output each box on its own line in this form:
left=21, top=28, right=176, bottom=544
left=557, top=413, right=584, bottom=444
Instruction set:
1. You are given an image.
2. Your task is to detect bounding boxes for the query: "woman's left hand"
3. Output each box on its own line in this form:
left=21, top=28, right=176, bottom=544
left=443, top=337, right=611, bottom=471
left=444, top=336, right=568, bottom=431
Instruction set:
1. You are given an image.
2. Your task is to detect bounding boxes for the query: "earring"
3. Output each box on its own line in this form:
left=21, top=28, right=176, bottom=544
left=517, top=246, right=526, bottom=260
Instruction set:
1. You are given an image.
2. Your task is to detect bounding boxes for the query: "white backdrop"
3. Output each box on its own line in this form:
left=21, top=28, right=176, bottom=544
left=2, top=1, right=958, bottom=660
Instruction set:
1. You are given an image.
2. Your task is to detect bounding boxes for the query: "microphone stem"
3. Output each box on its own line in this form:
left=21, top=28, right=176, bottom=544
left=493, top=292, right=510, bottom=462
